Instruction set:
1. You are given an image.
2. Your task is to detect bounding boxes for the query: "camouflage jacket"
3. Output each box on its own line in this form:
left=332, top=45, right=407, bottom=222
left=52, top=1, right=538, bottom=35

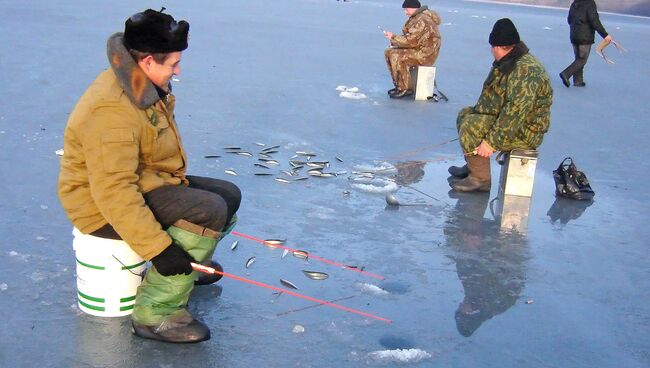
left=390, top=6, right=441, bottom=57
left=470, top=43, right=552, bottom=150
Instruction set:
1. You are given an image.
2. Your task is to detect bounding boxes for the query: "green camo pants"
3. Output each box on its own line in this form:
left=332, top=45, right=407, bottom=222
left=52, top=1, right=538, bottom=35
left=456, top=107, right=529, bottom=154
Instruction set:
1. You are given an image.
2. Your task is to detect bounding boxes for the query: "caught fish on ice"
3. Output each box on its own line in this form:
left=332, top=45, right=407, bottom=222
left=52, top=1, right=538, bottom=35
left=245, top=256, right=256, bottom=269
left=302, top=270, right=329, bottom=280
left=293, top=250, right=309, bottom=260
left=225, top=168, right=238, bottom=176
left=280, top=279, right=299, bottom=290
left=231, top=240, right=239, bottom=251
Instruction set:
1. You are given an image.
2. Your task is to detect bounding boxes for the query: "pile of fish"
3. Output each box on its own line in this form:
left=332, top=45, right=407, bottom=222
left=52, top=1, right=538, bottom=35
left=205, top=143, right=347, bottom=184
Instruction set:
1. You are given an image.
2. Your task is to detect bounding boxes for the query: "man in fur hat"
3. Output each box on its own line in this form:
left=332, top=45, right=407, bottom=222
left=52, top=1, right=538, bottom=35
left=383, top=0, right=441, bottom=98
left=58, top=9, right=241, bottom=343
left=448, top=18, right=552, bottom=192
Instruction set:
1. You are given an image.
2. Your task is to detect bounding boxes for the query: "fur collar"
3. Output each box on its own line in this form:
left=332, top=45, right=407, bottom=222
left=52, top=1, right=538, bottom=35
left=106, top=33, right=160, bottom=109
left=411, top=5, right=428, bottom=18
left=493, top=42, right=529, bottom=74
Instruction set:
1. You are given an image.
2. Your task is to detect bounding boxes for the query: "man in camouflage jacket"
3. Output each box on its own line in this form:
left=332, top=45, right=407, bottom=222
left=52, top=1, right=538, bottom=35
left=449, top=18, right=552, bottom=192
left=383, top=0, right=441, bottom=98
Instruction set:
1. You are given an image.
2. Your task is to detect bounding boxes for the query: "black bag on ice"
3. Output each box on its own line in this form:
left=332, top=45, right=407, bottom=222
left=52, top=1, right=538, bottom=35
left=553, top=157, right=595, bottom=201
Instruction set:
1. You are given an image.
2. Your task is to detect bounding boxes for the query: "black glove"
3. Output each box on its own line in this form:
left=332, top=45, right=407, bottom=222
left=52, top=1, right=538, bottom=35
left=150, top=242, right=195, bottom=276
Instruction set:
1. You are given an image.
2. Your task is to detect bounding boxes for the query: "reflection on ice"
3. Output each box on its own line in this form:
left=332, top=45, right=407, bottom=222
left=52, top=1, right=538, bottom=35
left=444, top=192, right=530, bottom=337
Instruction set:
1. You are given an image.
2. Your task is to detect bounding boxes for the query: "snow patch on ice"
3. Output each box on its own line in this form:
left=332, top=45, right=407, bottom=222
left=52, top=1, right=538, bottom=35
left=337, top=85, right=367, bottom=99
left=305, top=206, right=336, bottom=220
left=544, top=26, right=552, bottom=30
left=368, top=348, right=432, bottom=363
left=0, top=283, right=7, bottom=291
left=292, top=324, right=305, bottom=333
left=350, top=181, right=398, bottom=194
left=9, top=251, right=18, bottom=257
left=340, top=91, right=367, bottom=100
left=357, top=282, right=389, bottom=296
left=352, top=162, right=396, bottom=175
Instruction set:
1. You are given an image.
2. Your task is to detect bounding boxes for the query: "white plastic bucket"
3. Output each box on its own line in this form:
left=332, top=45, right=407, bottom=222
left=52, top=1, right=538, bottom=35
left=73, top=228, right=146, bottom=317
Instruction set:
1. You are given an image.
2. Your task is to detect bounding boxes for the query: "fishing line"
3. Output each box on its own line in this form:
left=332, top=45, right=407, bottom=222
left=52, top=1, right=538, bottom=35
left=231, top=231, right=385, bottom=280
left=191, top=263, right=392, bottom=324
left=276, top=295, right=356, bottom=317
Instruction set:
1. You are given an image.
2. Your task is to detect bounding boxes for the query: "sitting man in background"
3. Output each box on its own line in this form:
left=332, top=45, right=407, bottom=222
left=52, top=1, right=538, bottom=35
left=58, top=8, right=241, bottom=343
left=383, top=0, right=441, bottom=99
left=448, top=18, right=552, bottom=192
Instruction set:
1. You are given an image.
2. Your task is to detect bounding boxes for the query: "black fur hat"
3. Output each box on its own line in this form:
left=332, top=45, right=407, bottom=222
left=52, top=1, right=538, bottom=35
left=124, top=8, right=189, bottom=53
left=489, top=18, right=521, bottom=46
left=402, top=0, right=421, bottom=8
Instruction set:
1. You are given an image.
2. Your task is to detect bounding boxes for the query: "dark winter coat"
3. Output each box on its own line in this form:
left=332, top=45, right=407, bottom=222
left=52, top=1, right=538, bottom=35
left=568, top=0, right=608, bottom=44
left=58, top=33, right=187, bottom=260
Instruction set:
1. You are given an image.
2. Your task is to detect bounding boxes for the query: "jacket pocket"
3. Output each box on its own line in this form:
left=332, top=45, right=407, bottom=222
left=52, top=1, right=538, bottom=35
left=101, top=128, right=138, bottom=173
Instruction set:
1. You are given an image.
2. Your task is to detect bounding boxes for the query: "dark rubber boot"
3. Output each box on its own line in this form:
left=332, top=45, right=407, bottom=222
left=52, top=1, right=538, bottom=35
left=451, top=156, right=491, bottom=192
left=389, top=89, right=414, bottom=99
left=195, top=260, right=223, bottom=285
left=559, top=73, right=570, bottom=88
left=387, top=87, right=399, bottom=95
left=448, top=164, right=469, bottom=178
left=132, top=314, right=210, bottom=343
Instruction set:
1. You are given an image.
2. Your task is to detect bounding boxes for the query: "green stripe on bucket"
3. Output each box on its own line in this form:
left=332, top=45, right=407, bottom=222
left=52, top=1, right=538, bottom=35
left=78, top=291, right=105, bottom=303
left=121, top=260, right=146, bottom=270
left=78, top=298, right=105, bottom=312
left=76, top=258, right=105, bottom=270
left=120, top=304, right=135, bottom=312
left=120, top=295, right=136, bottom=303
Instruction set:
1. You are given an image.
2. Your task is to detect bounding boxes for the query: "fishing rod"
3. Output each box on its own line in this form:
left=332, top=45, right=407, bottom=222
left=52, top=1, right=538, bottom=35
left=231, top=231, right=385, bottom=280
left=191, top=263, right=392, bottom=324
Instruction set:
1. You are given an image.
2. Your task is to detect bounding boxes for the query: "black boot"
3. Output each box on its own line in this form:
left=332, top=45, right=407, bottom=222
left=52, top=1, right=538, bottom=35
left=389, top=89, right=413, bottom=99
left=132, top=316, right=210, bottom=343
left=559, top=73, right=570, bottom=88
left=195, top=260, right=223, bottom=285
left=387, top=87, right=399, bottom=95
left=448, top=164, right=469, bottom=178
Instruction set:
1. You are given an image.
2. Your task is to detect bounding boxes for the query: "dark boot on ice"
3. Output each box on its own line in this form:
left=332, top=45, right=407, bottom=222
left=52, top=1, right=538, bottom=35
left=387, top=87, right=399, bottom=95
left=559, top=72, right=570, bottom=88
left=448, top=164, right=469, bottom=178
left=132, top=310, right=210, bottom=343
left=390, top=89, right=413, bottom=99
left=450, top=156, right=491, bottom=192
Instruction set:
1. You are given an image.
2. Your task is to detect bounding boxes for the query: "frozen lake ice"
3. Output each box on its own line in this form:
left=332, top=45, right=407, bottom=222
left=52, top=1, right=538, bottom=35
left=1, top=0, right=649, bottom=367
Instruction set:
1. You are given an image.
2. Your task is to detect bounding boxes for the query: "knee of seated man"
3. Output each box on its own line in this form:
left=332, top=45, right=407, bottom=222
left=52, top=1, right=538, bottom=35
left=193, top=194, right=228, bottom=230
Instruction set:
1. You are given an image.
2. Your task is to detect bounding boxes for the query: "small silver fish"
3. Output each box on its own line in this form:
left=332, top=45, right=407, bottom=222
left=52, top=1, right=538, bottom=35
left=306, top=162, right=326, bottom=168
left=291, top=164, right=304, bottom=170
left=254, top=142, right=266, bottom=147
left=318, top=173, right=335, bottom=178
left=245, top=256, right=256, bottom=269
left=235, top=151, right=253, bottom=157
left=263, top=150, right=279, bottom=154
left=281, top=170, right=295, bottom=177
left=262, top=145, right=281, bottom=152
left=254, top=163, right=270, bottom=169
left=280, top=279, right=298, bottom=290
left=231, top=240, right=239, bottom=251
left=293, top=177, right=309, bottom=181
left=336, top=156, right=344, bottom=162
left=302, top=270, right=329, bottom=280
left=225, top=169, right=238, bottom=176
left=281, top=249, right=289, bottom=259
left=203, top=155, right=221, bottom=158
left=275, top=177, right=290, bottom=184
left=307, top=170, right=323, bottom=177
left=223, top=146, right=241, bottom=150
left=296, top=151, right=316, bottom=157
left=292, top=250, right=309, bottom=260
left=265, top=160, right=280, bottom=166
left=264, top=239, right=286, bottom=247
left=258, top=153, right=272, bottom=159
left=254, top=172, right=273, bottom=176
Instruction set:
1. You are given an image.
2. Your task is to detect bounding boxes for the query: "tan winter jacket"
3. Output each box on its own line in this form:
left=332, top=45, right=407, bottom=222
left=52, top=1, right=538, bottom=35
left=390, top=6, right=442, bottom=61
left=58, top=33, right=187, bottom=260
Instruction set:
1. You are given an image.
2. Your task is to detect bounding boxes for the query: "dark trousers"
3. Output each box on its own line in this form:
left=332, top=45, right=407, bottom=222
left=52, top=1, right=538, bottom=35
left=91, top=175, right=241, bottom=240
left=561, top=44, right=591, bottom=85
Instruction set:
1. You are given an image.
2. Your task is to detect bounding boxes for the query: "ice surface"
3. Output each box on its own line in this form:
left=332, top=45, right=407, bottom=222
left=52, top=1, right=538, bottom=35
left=1, top=0, right=649, bottom=367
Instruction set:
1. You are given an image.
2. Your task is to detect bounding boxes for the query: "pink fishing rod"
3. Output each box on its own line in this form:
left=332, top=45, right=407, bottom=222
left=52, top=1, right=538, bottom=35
left=231, top=231, right=385, bottom=280
left=191, top=262, right=392, bottom=324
